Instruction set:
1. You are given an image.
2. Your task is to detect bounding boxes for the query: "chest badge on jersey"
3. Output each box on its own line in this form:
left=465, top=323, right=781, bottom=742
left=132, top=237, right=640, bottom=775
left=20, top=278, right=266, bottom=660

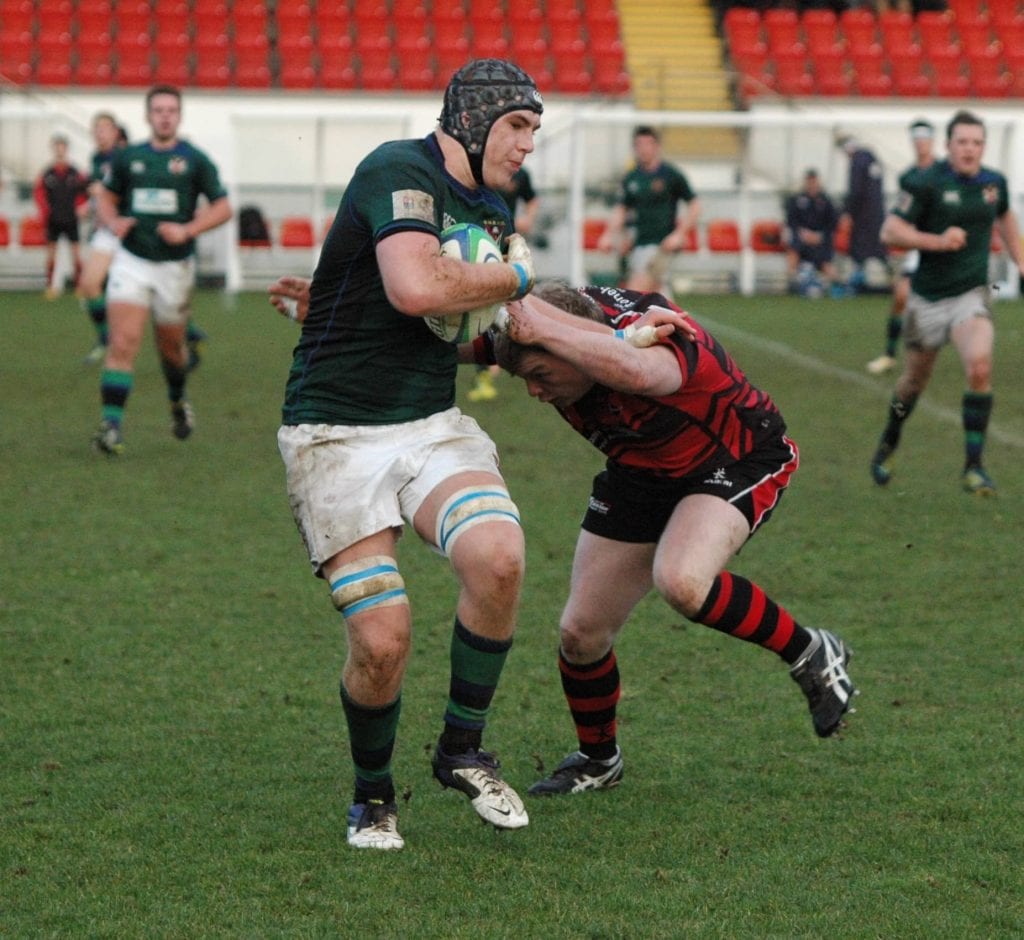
left=168, top=156, right=188, bottom=175
left=982, top=185, right=998, bottom=205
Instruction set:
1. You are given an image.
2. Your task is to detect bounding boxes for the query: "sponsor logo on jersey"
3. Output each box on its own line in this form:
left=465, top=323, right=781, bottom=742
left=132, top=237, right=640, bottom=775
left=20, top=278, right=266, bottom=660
left=130, top=160, right=146, bottom=174
left=392, top=189, right=434, bottom=224
left=942, top=190, right=961, bottom=205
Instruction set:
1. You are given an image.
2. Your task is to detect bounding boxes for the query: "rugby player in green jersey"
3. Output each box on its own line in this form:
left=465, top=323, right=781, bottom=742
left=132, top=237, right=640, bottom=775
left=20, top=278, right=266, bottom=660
left=274, top=60, right=543, bottom=850
left=93, top=85, right=231, bottom=455
left=596, top=125, right=701, bottom=294
left=871, top=110, right=1024, bottom=495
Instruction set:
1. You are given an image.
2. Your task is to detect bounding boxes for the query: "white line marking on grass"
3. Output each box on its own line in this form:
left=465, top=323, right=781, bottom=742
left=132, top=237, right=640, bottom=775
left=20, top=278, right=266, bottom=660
left=699, top=316, right=1024, bottom=449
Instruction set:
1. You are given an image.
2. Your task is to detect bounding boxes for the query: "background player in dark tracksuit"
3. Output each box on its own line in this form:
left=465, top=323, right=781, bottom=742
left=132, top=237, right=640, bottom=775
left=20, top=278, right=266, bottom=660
left=836, top=133, right=887, bottom=291
left=872, top=110, right=1024, bottom=496
left=784, top=168, right=839, bottom=295
left=34, top=134, right=88, bottom=299
left=493, top=282, right=857, bottom=797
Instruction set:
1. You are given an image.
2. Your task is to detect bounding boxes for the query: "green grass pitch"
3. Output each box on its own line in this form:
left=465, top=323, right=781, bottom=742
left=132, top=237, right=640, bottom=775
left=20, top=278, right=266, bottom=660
left=2, top=288, right=1023, bottom=937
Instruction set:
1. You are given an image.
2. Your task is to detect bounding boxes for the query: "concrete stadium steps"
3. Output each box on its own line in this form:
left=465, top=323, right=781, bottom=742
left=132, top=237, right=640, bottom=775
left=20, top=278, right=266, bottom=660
left=617, top=0, right=740, bottom=159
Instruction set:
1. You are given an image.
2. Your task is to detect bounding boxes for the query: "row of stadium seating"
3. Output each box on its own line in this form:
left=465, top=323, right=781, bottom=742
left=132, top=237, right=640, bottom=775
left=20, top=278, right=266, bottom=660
left=0, top=0, right=629, bottom=94
left=724, top=5, right=1024, bottom=99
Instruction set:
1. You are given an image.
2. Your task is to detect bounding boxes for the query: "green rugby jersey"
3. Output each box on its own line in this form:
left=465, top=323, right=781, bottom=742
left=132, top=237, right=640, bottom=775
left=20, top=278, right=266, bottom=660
left=894, top=159, right=1009, bottom=301
left=618, top=162, right=695, bottom=246
left=282, top=135, right=513, bottom=426
left=104, top=140, right=226, bottom=262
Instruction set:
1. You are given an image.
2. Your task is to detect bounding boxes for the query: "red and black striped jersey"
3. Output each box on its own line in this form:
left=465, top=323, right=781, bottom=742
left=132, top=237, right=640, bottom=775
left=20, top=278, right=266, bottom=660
left=558, top=287, right=786, bottom=482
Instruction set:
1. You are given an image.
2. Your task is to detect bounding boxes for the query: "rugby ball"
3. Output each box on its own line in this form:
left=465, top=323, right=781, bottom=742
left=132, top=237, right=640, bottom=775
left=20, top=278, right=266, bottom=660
left=424, top=223, right=504, bottom=343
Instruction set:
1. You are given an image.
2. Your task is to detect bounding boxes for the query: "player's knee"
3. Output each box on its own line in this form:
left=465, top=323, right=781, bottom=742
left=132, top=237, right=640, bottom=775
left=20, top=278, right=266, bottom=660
left=965, top=358, right=991, bottom=390
left=330, top=555, right=409, bottom=621
left=460, top=536, right=525, bottom=607
left=652, top=566, right=709, bottom=619
left=435, top=485, right=522, bottom=558
left=557, top=616, right=607, bottom=663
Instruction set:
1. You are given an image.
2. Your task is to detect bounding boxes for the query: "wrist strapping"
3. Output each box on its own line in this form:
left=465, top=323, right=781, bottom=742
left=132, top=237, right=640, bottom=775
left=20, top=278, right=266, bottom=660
left=510, top=263, right=531, bottom=300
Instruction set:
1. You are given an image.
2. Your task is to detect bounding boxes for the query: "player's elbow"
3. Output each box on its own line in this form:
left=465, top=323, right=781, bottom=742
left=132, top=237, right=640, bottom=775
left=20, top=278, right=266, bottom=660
left=383, top=279, right=436, bottom=316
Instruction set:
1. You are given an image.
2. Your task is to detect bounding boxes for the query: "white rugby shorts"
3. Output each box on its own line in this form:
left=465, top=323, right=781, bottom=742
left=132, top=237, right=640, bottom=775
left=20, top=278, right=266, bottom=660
left=278, top=407, right=503, bottom=575
left=89, top=226, right=121, bottom=255
left=106, top=248, right=195, bottom=325
left=904, top=286, right=991, bottom=350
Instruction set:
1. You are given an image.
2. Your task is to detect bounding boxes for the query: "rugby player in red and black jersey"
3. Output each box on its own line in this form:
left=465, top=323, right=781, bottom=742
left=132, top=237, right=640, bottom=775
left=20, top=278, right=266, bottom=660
left=493, top=282, right=858, bottom=796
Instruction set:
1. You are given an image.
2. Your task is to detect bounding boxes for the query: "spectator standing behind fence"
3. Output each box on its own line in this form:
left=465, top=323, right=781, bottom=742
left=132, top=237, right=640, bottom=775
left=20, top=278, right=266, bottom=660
left=597, top=126, right=701, bottom=296
left=784, top=168, right=840, bottom=298
left=34, top=134, right=88, bottom=300
left=835, top=132, right=887, bottom=293
left=866, top=119, right=937, bottom=375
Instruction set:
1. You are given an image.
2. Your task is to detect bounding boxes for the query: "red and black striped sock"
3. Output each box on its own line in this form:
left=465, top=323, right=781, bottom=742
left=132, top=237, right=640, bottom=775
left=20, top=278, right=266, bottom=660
left=558, top=648, right=620, bottom=761
left=694, top=572, right=811, bottom=665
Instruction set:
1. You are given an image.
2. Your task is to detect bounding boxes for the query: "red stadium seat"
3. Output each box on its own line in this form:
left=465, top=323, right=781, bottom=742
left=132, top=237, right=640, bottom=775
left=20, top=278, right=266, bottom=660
left=0, top=36, right=34, bottom=82
left=971, top=70, right=1011, bottom=97
left=706, top=220, right=742, bottom=253
left=839, top=9, right=879, bottom=55
left=853, top=71, right=893, bottom=97
left=278, top=48, right=316, bottom=88
left=892, top=72, right=933, bottom=96
left=809, top=48, right=850, bottom=95
left=193, top=48, right=231, bottom=87
left=916, top=11, right=956, bottom=51
left=278, top=217, right=315, bottom=248
left=19, top=217, right=47, bottom=247
left=552, top=62, right=593, bottom=95
left=933, top=71, right=970, bottom=96
left=36, top=29, right=74, bottom=84
left=592, top=61, right=630, bottom=96
left=549, top=19, right=587, bottom=56
left=0, top=215, right=9, bottom=247
left=801, top=9, right=840, bottom=52
left=582, top=217, right=607, bottom=250
left=878, top=10, right=919, bottom=55
left=395, top=59, right=436, bottom=92
left=957, top=18, right=998, bottom=56
left=469, top=22, right=509, bottom=57
left=750, top=220, right=785, bottom=253
left=763, top=9, right=804, bottom=53
left=723, top=7, right=763, bottom=48
left=115, top=44, right=154, bottom=85
left=75, top=36, right=115, bottom=85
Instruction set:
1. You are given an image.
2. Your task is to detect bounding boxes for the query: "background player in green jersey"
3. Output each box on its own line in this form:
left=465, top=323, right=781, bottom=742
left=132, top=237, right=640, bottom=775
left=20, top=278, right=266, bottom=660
left=596, top=125, right=701, bottom=294
left=93, top=85, right=231, bottom=455
left=275, top=59, right=542, bottom=851
left=866, top=119, right=937, bottom=375
left=871, top=110, right=1024, bottom=495
left=77, top=113, right=126, bottom=364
